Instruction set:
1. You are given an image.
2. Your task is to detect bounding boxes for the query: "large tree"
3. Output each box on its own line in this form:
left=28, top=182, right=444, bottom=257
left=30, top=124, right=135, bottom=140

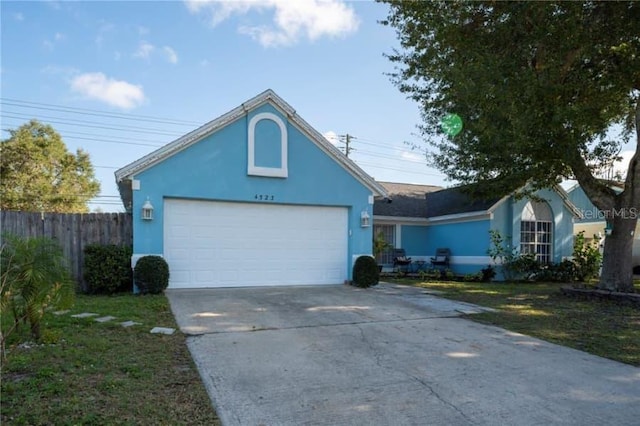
left=380, top=1, right=640, bottom=292
left=1, top=120, right=100, bottom=213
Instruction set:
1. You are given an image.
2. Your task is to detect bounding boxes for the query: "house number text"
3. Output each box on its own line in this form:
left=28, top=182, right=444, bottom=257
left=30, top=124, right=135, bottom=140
left=255, top=194, right=275, bottom=201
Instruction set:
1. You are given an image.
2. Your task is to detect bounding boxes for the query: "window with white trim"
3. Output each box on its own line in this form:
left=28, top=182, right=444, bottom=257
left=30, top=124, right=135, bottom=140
left=520, top=201, right=553, bottom=264
left=373, top=224, right=395, bottom=265
left=247, top=112, right=288, bottom=178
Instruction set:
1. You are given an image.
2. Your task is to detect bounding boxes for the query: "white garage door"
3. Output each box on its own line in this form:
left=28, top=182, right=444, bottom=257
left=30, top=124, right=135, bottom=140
left=164, top=199, right=348, bottom=288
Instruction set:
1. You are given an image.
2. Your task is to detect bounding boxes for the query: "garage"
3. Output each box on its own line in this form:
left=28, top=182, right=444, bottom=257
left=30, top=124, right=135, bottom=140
left=116, top=90, right=386, bottom=290
left=164, top=198, right=349, bottom=288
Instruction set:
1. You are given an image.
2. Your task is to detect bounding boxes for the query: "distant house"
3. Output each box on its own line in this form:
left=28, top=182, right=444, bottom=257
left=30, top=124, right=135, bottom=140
left=566, top=182, right=640, bottom=270
left=373, top=182, right=581, bottom=276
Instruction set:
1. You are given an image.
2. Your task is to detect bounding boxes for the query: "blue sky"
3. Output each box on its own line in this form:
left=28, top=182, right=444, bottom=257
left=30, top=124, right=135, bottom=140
left=1, top=0, right=451, bottom=212
left=3, top=1, right=634, bottom=212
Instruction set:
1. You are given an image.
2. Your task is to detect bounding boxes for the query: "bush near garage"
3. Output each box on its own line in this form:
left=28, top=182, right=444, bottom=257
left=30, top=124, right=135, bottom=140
left=352, top=255, right=380, bottom=288
left=84, top=244, right=133, bottom=294
left=134, top=255, right=170, bottom=294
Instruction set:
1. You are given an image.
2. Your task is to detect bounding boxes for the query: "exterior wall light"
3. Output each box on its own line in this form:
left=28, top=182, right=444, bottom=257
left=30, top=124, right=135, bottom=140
left=360, top=210, right=370, bottom=228
left=142, top=198, right=154, bottom=221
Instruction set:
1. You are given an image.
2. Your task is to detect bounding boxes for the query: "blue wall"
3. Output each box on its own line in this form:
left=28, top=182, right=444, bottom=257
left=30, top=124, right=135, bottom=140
left=426, top=220, right=491, bottom=256
left=426, top=219, right=491, bottom=274
left=400, top=225, right=429, bottom=256
left=131, top=102, right=374, bottom=279
left=511, top=188, right=574, bottom=262
left=377, top=186, right=576, bottom=278
left=567, top=185, right=603, bottom=223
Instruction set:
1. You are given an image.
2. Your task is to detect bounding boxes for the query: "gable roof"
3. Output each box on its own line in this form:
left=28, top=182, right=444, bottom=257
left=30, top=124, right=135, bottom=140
left=115, top=89, right=387, bottom=209
left=373, top=181, right=582, bottom=221
left=424, top=185, right=503, bottom=218
left=373, top=182, right=442, bottom=218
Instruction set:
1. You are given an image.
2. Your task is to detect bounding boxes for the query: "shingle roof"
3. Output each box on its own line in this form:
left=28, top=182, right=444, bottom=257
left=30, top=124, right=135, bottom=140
left=373, top=182, right=442, bottom=218
left=425, top=185, right=503, bottom=218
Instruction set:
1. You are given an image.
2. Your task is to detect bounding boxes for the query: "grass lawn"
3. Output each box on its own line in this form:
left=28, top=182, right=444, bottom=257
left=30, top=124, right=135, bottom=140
left=1, top=294, right=220, bottom=425
left=387, top=279, right=640, bottom=366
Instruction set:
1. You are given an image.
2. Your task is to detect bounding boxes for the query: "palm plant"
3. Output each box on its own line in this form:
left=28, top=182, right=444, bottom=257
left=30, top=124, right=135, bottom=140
left=1, top=234, right=74, bottom=357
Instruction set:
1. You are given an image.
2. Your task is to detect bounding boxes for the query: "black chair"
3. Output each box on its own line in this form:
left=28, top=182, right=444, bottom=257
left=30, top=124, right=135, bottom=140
left=430, top=248, right=451, bottom=269
left=393, top=249, right=412, bottom=272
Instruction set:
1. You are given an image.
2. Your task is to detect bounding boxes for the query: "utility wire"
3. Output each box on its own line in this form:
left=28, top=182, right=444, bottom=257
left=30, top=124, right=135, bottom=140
left=1, top=113, right=184, bottom=137
left=2, top=111, right=188, bottom=135
left=0, top=98, right=201, bottom=126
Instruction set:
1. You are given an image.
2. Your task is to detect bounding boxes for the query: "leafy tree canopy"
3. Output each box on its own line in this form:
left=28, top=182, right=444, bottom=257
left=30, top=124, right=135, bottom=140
left=1, top=120, right=100, bottom=213
left=380, top=1, right=640, bottom=292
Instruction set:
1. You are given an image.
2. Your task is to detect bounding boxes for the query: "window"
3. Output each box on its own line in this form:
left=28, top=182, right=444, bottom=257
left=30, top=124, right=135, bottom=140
left=520, top=201, right=553, bottom=263
left=247, top=112, right=288, bottom=178
left=373, top=224, right=395, bottom=265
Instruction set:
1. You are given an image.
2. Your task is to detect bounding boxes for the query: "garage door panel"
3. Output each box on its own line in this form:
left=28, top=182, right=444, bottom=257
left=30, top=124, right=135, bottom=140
left=164, top=199, right=348, bottom=288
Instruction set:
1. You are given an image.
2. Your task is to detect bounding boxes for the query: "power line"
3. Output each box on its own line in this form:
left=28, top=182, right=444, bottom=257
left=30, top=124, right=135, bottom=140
left=0, top=98, right=201, bottom=126
left=357, top=161, right=446, bottom=177
left=1, top=112, right=184, bottom=137
left=63, top=135, right=164, bottom=148
left=2, top=111, right=188, bottom=135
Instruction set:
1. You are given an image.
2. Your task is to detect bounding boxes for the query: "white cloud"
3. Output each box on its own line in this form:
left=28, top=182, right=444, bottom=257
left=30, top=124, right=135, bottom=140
left=323, top=131, right=340, bottom=147
left=13, top=12, right=24, bottom=21
left=138, top=26, right=150, bottom=36
left=54, top=32, right=65, bottom=41
left=70, top=72, right=145, bottom=109
left=400, top=150, right=423, bottom=162
left=133, top=41, right=155, bottom=59
left=185, top=0, right=359, bottom=47
left=162, top=46, right=178, bottom=64
left=134, top=42, right=178, bottom=64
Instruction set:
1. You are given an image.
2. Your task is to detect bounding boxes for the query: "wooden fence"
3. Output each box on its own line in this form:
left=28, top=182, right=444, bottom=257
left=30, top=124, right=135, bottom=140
left=1, top=211, right=133, bottom=292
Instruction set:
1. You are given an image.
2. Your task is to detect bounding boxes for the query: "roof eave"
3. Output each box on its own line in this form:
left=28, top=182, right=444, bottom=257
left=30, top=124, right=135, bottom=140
left=114, top=89, right=387, bottom=198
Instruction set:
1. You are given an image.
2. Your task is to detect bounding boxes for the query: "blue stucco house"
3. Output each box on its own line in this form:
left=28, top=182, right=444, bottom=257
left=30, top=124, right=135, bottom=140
left=115, top=89, right=387, bottom=289
left=567, top=182, right=640, bottom=270
left=373, top=182, right=581, bottom=276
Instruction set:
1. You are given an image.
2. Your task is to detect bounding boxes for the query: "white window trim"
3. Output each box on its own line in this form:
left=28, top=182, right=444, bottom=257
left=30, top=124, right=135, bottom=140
left=247, top=112, right=288, bottom=178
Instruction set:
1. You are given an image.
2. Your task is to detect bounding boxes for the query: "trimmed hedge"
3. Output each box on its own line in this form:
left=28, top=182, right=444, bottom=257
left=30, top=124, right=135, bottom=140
left=83, top=244, right=133, bottom=294
left=352, top=255, right=379, bottom=288
left=134, top=255, right=170, bottom=294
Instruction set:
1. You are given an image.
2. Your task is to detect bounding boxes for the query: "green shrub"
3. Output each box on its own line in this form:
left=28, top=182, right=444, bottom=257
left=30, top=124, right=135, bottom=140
left=84, top=244, right=133, bottom=294
left=443, top=269, right=455, bottom=280
left=480, top=265, right=496, bottom=282
left=352, top=256, right=379, bottom=288
left=573, top=231, right=602, bottom=281
left=134, top=256, right=170, bottom=294
left=1, top=234, right=74, bottom=355
left=545, top=260, right=577, bottom=282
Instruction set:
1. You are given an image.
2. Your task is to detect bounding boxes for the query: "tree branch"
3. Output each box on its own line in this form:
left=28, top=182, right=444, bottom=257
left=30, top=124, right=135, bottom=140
left=622, top=97, right=640, bottom=208
left=569, top=146, right=616, bottom=212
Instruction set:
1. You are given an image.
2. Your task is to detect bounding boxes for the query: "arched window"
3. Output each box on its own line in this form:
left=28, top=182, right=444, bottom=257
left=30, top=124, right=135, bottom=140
left=520, top=201, right=553, bottom=263
left=247, top=112, right=288, bottom=178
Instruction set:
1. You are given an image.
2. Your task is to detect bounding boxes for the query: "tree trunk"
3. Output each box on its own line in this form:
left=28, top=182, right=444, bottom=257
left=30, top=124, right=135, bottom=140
left=598, top=214, right=636, bottom=293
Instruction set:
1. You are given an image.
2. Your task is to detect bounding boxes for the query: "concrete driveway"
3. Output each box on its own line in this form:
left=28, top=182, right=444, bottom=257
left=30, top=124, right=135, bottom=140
left=167, top=283, right=640, bottom=426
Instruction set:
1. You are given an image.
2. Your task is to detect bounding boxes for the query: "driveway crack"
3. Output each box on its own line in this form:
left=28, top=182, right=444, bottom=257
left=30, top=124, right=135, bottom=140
left=180, top=315, right=464, bottom=336
left=356, top=325, right=385, bottom=369
left=410, top=375, right=475, bottom=424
